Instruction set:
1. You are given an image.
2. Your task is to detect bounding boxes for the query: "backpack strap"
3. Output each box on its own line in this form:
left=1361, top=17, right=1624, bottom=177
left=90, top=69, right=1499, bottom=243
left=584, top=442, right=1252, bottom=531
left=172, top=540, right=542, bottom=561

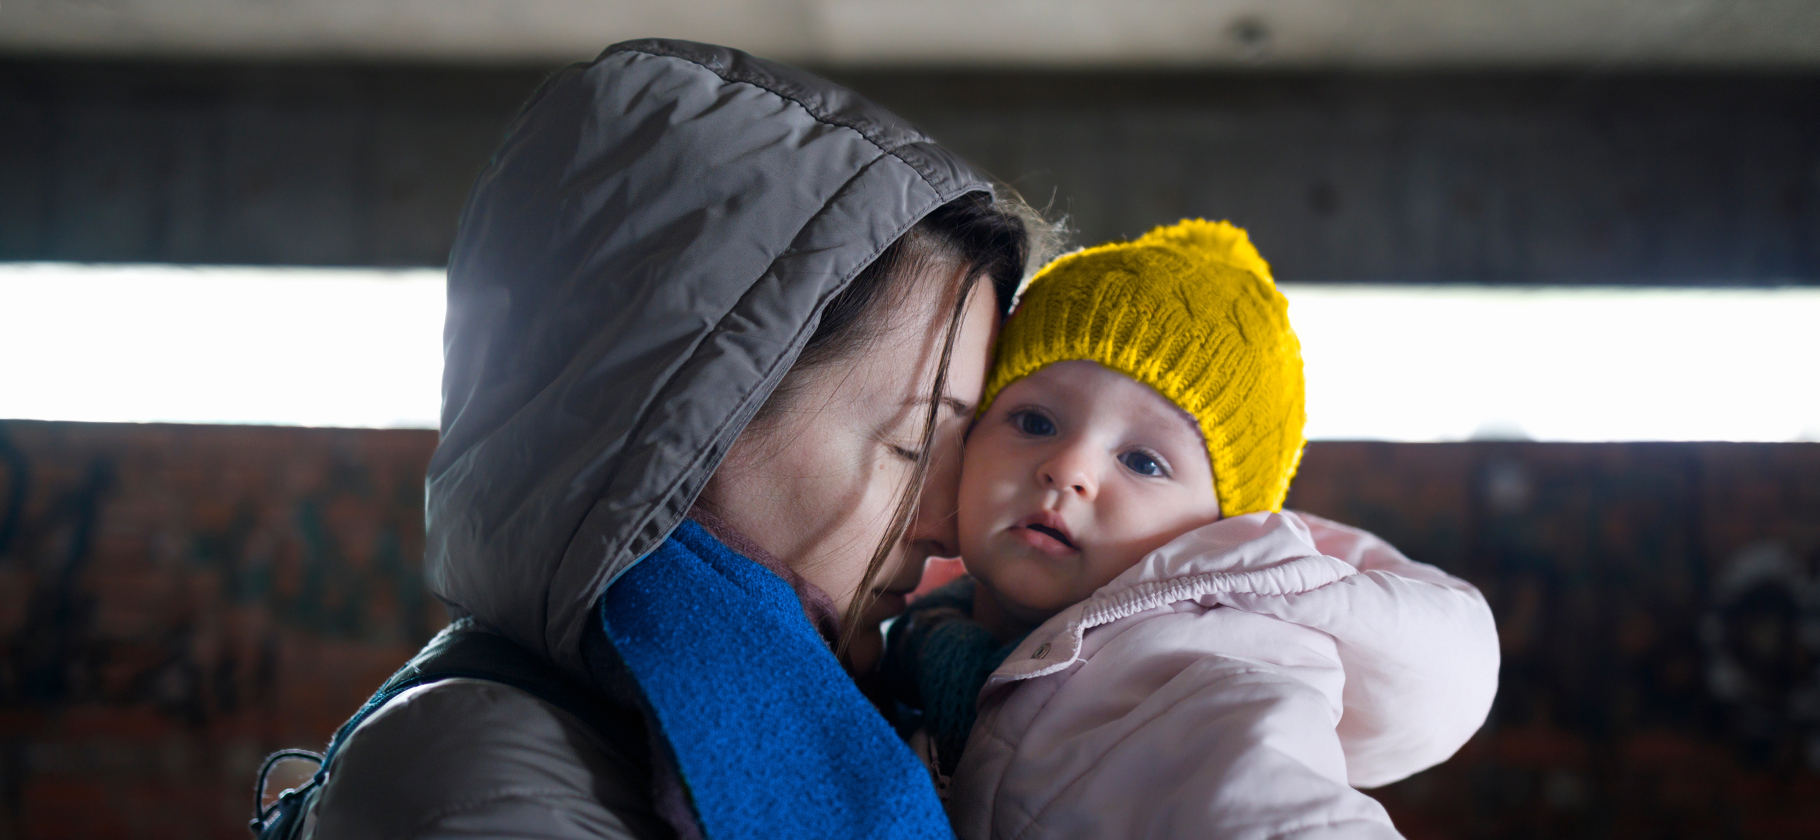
left=252, top=619, right=634, bottom=837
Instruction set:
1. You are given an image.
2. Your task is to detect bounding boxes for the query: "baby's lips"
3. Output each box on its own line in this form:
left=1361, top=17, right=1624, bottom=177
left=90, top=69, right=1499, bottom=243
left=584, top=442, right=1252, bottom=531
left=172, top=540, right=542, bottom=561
left=1010, top=524, right=1078, bottom=556
left=1015, top=509, right=1077, bottom=548
left=1011, top=510, right=1080, bottom=555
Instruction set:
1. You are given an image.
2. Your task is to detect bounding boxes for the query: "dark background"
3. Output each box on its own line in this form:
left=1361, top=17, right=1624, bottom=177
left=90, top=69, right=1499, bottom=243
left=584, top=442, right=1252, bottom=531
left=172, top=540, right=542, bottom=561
left=4, top=60, right=1818, bottom=282
left=3, top=55, right=1819, bottom=839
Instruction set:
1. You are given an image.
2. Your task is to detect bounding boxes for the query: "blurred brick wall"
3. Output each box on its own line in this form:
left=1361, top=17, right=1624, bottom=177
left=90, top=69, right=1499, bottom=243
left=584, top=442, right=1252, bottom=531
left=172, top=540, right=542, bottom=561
left=1291, top=442, right=1820, bottom=839
left=1, top=421, right=1817, bottom=838
left=0, top=421, right=439, bottom=840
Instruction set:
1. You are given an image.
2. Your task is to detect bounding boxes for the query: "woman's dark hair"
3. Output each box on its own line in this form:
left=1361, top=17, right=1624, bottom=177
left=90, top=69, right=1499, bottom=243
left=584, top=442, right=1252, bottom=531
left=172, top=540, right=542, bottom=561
left=755, top=189, right=1056, bottom=654
left=794, top=192, right=1034, bottom=371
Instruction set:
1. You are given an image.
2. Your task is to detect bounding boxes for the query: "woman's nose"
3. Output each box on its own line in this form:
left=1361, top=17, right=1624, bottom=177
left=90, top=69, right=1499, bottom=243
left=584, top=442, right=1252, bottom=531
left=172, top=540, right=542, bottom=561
left=905, top=422, right=967, bottom=560
left=1038, top=443, right=1098, bottom=500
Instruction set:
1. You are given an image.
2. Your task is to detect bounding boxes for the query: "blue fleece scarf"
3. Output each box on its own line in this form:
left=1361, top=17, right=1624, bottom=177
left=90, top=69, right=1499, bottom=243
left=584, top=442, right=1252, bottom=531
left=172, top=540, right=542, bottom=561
left=598, top=519, right=953, bottom=840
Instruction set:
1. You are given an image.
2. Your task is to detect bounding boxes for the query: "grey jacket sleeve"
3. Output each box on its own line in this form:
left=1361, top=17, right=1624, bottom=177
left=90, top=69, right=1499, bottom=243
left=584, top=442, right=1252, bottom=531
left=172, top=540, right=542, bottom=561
left=307, top=679, right=671, bottom=840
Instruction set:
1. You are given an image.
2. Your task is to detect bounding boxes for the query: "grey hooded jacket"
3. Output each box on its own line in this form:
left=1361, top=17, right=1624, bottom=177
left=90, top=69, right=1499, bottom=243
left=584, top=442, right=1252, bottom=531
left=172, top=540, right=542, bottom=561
left=304, top=40, right=997, bottom=839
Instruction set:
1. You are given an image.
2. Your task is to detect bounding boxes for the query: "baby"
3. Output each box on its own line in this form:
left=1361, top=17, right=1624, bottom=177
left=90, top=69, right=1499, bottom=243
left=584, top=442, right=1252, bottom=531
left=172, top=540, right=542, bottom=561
left=881, top=220, right=1500, bottom=840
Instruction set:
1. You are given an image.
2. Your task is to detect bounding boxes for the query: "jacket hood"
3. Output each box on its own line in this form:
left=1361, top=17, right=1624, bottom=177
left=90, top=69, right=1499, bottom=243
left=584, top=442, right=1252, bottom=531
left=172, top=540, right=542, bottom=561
left=425, top=39, right=996, bottom=676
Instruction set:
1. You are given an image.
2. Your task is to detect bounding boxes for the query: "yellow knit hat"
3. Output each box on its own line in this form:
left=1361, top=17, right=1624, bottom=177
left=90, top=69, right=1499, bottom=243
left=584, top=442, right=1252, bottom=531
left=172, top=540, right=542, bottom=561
left=980, top=219, right=1306, bottom=517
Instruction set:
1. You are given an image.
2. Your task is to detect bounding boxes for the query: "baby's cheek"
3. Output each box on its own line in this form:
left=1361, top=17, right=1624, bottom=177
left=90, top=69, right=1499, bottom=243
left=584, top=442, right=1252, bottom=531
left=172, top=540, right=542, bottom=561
left=1092, top=503, right=1214, bottom=586
left=955, top=460, right=1012, bottom=541
left=953, top=476, right=990, bottom=555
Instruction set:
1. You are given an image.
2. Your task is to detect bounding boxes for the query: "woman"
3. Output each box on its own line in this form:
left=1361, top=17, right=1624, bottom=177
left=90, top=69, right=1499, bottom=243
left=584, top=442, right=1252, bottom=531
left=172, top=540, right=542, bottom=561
left=305, top=40, right=1048, bottom=839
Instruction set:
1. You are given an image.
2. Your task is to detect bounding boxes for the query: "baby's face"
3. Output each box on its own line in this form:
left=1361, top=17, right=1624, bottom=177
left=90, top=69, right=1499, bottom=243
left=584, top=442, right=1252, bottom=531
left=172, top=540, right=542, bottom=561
left=959, top=360, right=1222, bottom=624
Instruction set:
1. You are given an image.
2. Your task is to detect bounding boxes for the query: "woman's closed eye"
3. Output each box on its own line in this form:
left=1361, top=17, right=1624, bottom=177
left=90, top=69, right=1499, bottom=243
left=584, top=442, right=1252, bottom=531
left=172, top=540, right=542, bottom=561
left=1119, top=449, right=1170, bottom=478
left=1010, top=408, right=1056, bottom=437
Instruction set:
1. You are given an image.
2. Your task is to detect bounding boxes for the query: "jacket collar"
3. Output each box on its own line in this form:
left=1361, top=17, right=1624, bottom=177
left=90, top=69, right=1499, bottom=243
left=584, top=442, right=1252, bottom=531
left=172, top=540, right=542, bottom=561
left=983, top=511, right=1359, bottom=689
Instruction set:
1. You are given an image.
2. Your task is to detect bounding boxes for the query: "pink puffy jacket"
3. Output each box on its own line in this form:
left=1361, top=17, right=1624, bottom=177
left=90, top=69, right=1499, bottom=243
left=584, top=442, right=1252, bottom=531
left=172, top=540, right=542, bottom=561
left=947, top=511, right=1500, bottom=840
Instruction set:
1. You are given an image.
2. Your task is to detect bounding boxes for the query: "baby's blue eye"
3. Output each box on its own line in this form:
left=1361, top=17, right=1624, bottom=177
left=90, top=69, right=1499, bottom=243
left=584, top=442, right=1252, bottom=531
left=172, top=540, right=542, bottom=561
left=1121, top=451, right=1165, bottom=477
left=1013, top=410, right=1055, bottom=436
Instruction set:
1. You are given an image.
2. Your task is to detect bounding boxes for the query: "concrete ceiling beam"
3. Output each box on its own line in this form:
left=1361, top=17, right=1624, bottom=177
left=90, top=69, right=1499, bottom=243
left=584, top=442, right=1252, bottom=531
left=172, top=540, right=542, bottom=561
left=2, top=0, right=1817, bottom=67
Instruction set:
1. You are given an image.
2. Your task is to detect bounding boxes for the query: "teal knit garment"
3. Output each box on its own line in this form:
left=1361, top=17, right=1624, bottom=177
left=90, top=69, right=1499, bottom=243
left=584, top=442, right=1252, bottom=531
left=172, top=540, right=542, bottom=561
left=881, top=577, right=1025, bottom=776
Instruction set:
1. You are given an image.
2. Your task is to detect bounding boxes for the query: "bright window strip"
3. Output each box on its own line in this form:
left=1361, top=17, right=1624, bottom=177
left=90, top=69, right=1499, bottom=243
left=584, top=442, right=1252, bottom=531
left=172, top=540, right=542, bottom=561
left=0, top=263, right=445, bottom=429
left=1285, top=283, right=1820, bottom=443
left=2, top=264, right=1818, bottom=440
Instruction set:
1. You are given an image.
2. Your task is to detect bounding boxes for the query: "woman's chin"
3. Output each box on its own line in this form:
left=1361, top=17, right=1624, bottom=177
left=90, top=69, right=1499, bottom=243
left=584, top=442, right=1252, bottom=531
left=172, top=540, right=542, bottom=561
left=843, top=626, right=884, bottom=677
left=843, top=592, right=908, bottom=677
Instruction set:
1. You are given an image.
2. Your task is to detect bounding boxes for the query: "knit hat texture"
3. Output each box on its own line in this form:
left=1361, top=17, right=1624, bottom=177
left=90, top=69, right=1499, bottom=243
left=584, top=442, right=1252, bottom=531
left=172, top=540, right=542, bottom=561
left=980, top=219, right=1306, bottom=517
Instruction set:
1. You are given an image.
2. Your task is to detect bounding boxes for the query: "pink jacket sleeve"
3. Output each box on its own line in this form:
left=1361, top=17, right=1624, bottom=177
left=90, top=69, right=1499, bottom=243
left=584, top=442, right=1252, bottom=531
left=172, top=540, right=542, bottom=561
left=953, top=606, right=1408, bottom=840
left=949, top=512, right=1499, bottom=839
left=1231, top=512, right=1502, bottom=787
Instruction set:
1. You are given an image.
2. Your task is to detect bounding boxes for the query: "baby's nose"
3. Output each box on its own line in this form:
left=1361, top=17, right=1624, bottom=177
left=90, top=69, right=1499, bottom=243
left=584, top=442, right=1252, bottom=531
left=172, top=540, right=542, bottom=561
left=1039, top=449, right=1098, bottom=498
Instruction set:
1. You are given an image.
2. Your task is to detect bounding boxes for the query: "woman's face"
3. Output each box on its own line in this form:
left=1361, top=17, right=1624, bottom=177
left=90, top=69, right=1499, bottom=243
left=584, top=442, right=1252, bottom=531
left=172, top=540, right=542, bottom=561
left=703, top=261, right=999, bottom=671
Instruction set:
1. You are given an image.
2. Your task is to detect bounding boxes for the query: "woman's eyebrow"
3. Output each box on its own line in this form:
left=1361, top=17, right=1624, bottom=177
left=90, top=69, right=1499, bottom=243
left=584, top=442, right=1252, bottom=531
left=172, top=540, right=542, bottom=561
left=908, top=395, right=975, bottom=416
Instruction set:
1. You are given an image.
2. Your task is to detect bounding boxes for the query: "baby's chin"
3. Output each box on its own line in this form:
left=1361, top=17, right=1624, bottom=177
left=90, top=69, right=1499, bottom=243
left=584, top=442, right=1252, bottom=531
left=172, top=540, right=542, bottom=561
left=973, top=558, right=1094, bottom=625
